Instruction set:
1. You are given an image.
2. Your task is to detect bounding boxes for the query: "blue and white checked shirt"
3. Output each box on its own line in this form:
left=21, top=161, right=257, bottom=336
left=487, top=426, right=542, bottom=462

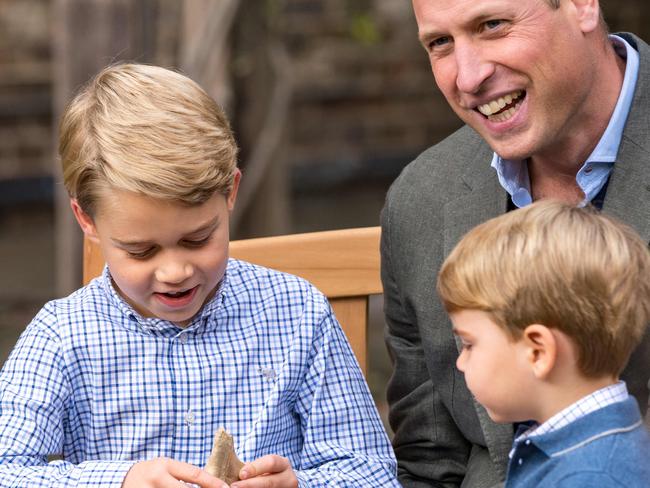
left=0, top=259, right=398, bottom=487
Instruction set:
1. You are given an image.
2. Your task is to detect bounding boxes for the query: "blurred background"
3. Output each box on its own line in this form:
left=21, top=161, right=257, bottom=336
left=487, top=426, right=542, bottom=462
left=1, top=0, right=648, bottom=431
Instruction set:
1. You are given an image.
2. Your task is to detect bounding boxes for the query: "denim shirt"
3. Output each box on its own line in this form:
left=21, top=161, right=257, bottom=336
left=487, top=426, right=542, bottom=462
left=506, top=397, right=650, bottom=487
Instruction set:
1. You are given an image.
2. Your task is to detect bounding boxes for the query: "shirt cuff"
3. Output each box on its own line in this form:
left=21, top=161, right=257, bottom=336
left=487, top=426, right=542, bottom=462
left=75, top=460, right=136, bottom=487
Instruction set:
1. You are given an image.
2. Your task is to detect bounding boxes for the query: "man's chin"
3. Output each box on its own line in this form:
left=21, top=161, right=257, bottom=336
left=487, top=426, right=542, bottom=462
left=469, top=123, right=534, bottom=161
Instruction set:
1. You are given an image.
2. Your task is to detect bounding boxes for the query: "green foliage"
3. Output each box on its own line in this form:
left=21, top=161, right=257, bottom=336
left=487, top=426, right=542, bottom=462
left=350, top=13, right=380, bottom=46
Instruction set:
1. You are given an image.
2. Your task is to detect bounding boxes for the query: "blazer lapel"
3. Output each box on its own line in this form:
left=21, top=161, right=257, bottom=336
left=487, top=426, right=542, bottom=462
left=443, top=155, right=515, bottom=480
left=605, top=33, right=650, bottom=244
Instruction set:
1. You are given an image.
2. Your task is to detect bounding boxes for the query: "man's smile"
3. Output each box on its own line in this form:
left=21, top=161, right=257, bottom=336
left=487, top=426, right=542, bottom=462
left=477, top=90, right=526, bottom=122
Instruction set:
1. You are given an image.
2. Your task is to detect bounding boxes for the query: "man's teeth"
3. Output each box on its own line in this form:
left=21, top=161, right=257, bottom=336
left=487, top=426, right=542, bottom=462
left=490, top=107, right=517, bottom=123
left=477, top=91, right=523, bottom=118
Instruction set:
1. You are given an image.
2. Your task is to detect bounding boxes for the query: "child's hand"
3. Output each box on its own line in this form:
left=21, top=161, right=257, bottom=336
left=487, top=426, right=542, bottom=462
left=122, top=457, right=228, bottom=488
left=231, top=455, right=298, bottom=488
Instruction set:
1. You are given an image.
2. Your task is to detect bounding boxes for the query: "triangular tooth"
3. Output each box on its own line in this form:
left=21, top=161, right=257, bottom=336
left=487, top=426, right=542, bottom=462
left=204, top=427, right=245, bottom=484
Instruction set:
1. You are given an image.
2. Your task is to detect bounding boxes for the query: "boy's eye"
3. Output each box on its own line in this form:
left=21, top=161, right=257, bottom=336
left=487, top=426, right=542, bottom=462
left=183, top=235, right=212, bottom=248
left=461, top=342, right=473, bottom=351
left=126, top=247, right=156, bottom=259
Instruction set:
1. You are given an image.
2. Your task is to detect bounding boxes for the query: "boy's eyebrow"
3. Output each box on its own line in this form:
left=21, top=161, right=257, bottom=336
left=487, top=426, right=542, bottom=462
left=111, top=216, right=221, bottom=247
left=183, top=216, right=221, bottom=237
left=451, top=327, right=471, bottom=338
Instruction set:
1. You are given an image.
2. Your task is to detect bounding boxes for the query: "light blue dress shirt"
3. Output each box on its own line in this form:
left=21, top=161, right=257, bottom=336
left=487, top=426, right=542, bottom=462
left=0, top=259, right=399, bottom=487
left=491, top=35, right=640, bottom=208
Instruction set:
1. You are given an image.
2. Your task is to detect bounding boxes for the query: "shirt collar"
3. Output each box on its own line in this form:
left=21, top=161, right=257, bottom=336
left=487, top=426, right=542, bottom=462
left=99, top=264, right=227, bottom=337
left=491, top=34, right=639, bottom=208
left=510, top=382, right=630, bottom=459
left=521, top=381, right=628, bottom=441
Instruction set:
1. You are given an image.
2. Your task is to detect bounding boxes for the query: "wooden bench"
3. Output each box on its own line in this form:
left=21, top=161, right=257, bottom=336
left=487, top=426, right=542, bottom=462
left=83, top=226, right=382, bottom=374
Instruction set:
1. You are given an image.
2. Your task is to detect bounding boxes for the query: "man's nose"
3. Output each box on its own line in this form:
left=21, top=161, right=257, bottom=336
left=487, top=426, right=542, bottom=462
left=155, top=255, right=194, bottom=284
left=454, top=41, right=495, bottom=94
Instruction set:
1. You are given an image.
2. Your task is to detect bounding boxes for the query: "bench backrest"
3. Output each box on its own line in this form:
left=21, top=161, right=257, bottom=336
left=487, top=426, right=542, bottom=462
left=83, top=226, right=382, bottom=374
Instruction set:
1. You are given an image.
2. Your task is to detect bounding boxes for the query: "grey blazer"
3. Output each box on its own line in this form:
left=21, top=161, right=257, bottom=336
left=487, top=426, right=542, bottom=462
left=381, top=32, right=650, bottom=488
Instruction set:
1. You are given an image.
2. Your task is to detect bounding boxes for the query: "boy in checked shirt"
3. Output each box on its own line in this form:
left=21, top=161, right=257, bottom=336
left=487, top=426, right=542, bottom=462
left=0, top=63, right=398, bottom=488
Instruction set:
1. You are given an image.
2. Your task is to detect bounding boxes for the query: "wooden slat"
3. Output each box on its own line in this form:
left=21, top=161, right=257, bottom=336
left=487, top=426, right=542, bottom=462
left=83, top=238, right=104, bottom=285
left=82, top=226, right=382, bottom=374
left=83, top=227, right=382, bottom=293
left=331, top=296, right=368, bottom=375
left=229, top=227, right=382, bottom=298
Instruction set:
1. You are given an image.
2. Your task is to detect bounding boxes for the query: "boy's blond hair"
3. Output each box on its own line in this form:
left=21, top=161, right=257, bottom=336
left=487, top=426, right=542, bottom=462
left=59, top=63, right=238, bottom=217
left=437, top=200, right=650, bottom=378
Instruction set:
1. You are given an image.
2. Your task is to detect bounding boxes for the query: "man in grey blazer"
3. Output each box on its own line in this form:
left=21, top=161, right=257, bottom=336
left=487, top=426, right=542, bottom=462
left=381, top=0, right=650, bottom=486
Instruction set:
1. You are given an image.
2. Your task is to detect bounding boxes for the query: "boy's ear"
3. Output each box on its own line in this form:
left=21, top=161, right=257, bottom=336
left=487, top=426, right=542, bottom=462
left=522, top=324, right=557, bottom=380
left=226, top=168, right=241, bottom=211
left=70, top=199, right=100, bottom=243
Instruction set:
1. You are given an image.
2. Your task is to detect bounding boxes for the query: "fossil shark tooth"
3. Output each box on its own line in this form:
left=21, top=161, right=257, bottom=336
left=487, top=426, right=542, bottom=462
left=204, top=427, right=245, bottom=484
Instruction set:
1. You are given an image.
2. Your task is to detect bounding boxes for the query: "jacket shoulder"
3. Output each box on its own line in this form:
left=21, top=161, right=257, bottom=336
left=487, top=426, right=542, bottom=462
left=385, top=125, right=490, bottom=212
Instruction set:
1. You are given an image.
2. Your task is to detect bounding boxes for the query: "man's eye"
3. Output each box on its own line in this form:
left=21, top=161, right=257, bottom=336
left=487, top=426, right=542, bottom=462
left=429, top=36, right=451, bottom=50
left=484, top=19, right=503, bottom=30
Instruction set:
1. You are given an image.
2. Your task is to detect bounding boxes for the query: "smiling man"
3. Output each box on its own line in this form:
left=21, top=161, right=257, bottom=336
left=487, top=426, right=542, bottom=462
left=381, top=0, right=650, bottom=487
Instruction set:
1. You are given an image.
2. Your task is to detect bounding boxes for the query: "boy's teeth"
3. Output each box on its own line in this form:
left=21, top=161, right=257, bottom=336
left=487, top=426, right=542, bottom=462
left=478, top=90, right=523, bottom=117
left=166, top=290, right=187, bottom=297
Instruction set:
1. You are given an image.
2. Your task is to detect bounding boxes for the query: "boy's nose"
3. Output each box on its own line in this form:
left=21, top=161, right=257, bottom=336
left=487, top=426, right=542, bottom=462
left=155, top=260, right=194, bottom=285
left=456, top=353, right=465, bottom=373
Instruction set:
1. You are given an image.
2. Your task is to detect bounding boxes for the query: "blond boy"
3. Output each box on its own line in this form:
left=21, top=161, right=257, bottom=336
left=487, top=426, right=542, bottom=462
left=0, top=64, right=398, bottom=488
left=437, top=200, right=650, bottom=487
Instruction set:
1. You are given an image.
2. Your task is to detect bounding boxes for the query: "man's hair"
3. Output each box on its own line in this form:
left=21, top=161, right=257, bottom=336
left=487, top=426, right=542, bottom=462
left=437, top=200, right=650, bottom=378
left=59, top=63, right=238, bottom=217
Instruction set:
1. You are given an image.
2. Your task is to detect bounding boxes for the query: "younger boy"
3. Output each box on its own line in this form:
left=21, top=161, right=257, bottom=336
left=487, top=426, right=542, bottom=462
left=0, top=63, right=398, bottom=487
left=437, top=200, right=650, bottom=487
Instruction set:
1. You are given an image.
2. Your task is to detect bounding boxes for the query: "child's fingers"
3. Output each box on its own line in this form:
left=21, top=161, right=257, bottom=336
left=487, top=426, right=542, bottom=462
left=238, top=454, right=291, bottom=479
left=164, top=458, right=229, bottom=488
left=231, top=455, right=297, bottom=488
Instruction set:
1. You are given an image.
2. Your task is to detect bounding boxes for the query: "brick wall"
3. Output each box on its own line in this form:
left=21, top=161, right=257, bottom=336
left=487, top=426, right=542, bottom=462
left=1, top=0, right=648, bottom=195
left=0, top=0, right=51, bottom=182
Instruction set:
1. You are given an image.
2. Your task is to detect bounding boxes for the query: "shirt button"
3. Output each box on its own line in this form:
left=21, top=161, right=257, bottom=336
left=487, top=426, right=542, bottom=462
left=584, top=165, right=593, bottom=174
left=525, top=440, right=531, bottom=446
left=178, top=333, right=188, bottom=344
left=185, top=410, right=196, bottom=425
left=518, top=458, right=523, bottom=466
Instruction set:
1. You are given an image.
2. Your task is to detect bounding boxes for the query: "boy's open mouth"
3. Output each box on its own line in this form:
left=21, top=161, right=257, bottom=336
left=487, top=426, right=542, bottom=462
left=154, top=285, right=199, bottom=307
left=162, top=289, right=193, bottom=298
left=476, top=90, right=526, bottom=123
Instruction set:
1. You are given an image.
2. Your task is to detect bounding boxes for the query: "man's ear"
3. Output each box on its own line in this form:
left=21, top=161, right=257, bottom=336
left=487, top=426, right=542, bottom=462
left=568, top=0, right=601, bottom=34
left=226, top=168, right=241, bottom=212
left=70, top=199, right=100, bottom=243
left=522, top=324, right=558, bottom=380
